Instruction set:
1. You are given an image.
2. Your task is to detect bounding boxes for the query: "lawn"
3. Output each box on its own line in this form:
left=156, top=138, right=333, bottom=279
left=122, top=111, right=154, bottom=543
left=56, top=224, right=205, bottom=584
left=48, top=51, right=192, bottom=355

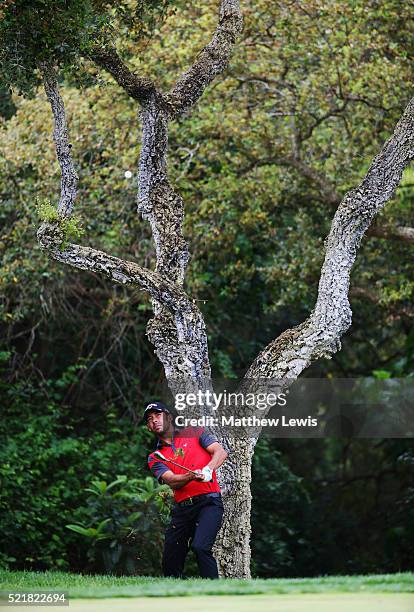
left=0, top=571, right=414, bottom=612
left=0, top=570, right=413, bottom=598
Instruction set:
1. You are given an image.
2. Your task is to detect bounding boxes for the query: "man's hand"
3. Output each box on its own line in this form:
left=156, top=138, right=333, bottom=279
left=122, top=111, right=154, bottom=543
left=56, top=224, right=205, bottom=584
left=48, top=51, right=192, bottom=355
left=201, top=466, right=213, bottom=482
left=161, top=469, right=204, bottom=490
left=204, top=442, right=228, bottom=472
left=193, top=467, right=212, bottom=481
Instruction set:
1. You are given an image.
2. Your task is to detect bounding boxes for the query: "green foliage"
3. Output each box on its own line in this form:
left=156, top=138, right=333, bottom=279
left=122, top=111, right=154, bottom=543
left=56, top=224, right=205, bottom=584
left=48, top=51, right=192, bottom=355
left=35, top=199, right=85, bottom=250
left=58, top=216, right=85, bottom=251
left=262, top=438, right=414, bottom=577
left=35, top=199, right=59, bottom=223
left=0, top=0, right=102, bottom=94
left=0, top=0, right=176, bottom=95
left=0, top=354, right=160, bottom=573
left=371, top=328, right=414, bottom=378
left=251, top=439, right=311, bottom=577
left=66, top=475, right=172, bottom=574
left=0, top=84, right=16, bottom=119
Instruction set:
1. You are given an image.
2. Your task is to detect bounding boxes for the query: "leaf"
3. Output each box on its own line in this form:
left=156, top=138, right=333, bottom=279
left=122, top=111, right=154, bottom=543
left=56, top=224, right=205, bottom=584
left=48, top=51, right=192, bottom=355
left=106, top=477, right=128, bottom=492
left=126, top=512, right=142, bottom=523
left=65, top=524, right=95, bottom=537
left=96, top=518, right=111, bottom=533
left=372, top=369, right=392, bottom=379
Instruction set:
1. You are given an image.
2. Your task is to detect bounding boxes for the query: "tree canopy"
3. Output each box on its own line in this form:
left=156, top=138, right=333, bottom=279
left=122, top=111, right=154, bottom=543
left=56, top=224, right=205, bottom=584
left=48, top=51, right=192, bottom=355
left=0, top=0, right=175, bottom=94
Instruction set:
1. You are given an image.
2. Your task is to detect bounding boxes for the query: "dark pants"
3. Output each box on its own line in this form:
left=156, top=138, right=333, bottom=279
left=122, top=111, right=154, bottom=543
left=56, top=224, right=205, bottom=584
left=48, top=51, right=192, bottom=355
left=162, top=493, right=224, bottom=579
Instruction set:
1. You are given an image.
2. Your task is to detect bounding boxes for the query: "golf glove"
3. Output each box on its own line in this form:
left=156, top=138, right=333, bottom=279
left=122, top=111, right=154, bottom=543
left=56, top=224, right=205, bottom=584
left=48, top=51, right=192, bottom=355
left=201, top=466, right=213, bottom=482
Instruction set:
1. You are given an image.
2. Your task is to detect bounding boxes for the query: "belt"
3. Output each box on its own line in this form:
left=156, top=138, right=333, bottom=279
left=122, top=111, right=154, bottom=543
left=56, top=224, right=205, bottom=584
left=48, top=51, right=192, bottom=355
left=176, top=492, right=221, bottom=507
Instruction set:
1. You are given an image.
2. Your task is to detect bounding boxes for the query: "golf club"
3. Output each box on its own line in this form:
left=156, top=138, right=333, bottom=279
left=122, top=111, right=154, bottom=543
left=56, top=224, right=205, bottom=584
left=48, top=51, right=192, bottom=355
left=153, top=450, right=201, bottom=476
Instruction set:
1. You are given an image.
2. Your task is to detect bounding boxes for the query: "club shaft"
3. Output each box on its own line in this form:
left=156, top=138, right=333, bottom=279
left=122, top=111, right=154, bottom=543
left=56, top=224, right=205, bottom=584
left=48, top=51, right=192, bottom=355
left=165, top=457, right=199, bottom=475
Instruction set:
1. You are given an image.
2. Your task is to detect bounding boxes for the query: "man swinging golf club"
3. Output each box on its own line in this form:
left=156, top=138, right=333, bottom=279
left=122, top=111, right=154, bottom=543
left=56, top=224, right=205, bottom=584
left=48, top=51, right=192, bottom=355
left=145, top=401, right=228, bottom=579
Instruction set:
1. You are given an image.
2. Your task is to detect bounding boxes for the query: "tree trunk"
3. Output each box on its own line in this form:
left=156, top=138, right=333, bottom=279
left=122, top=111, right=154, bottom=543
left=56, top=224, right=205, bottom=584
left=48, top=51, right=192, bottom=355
left=214, top=435, right=254, bottom=578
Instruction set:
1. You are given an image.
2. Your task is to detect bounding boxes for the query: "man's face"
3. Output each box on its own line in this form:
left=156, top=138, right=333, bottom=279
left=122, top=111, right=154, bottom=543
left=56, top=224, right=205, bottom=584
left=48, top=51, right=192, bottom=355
left=146, top=410, right=170, bottom=435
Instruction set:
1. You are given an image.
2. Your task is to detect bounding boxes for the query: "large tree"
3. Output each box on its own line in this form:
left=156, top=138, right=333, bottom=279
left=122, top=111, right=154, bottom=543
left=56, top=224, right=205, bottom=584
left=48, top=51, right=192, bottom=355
left=2, top=0, right=413, bottom=577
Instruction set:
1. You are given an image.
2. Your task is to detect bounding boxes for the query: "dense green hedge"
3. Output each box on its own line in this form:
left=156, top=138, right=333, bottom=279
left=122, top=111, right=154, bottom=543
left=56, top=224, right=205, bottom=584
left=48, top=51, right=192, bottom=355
left=0, top=357, right=169, bottom=574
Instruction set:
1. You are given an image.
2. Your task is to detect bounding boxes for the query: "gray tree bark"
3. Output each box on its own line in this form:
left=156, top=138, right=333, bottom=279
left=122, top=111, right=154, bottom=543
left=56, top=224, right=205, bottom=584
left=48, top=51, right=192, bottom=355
left=36, top=1, right=414, bottom=579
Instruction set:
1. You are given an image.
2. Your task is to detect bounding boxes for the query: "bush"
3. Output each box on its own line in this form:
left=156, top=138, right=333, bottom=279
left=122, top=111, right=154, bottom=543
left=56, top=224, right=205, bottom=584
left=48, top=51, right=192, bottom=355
left=66, top=475, right=172, bottom=575
left=0, top=357, right=162, bottom=574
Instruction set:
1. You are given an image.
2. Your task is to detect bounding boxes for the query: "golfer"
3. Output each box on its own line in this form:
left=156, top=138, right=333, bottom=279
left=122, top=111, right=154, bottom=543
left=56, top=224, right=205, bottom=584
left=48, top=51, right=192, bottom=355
left=145, top=401, right=228, bottom=579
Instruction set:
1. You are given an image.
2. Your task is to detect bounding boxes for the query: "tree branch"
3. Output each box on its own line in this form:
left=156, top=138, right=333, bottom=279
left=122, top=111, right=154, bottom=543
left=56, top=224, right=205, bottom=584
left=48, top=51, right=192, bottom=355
left=38, top=63, right=211, bottom=381
left=38, top=64, right=201, bottom=323
left=301, top=101, right=350, bottom=142
left=368, top=224, right=414, bottom=244
left=36, top=224, right=205, bottom=321
left=39, top=62, right=78, bottom=216
left=88, top=46, right=158, bottom=103
left=351, top=286, right=414, bottom=320
left=241, top=154, right=414, bottom=245
left=278, top=155, right=341, bottom=206
left=165, top=0, right=243, bottom=117
left=36, top=219, right=210, bottom=378
left=280, top=157, right=414, bottom=245
left=246, top=96, right=414, bottom=380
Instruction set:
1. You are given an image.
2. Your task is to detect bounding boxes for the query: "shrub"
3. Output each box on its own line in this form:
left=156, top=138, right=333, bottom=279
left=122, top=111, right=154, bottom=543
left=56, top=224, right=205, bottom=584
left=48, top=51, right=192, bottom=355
left=66, top=475, right=172, bottom=575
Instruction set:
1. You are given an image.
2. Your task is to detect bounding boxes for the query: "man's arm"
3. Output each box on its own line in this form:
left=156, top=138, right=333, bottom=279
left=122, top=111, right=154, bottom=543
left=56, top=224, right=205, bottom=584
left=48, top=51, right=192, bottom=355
left=204, top=441, right=228, bottom=471
left=148, top=455, right=204, bottom=489
left=160, top=469, right=203, bottom=490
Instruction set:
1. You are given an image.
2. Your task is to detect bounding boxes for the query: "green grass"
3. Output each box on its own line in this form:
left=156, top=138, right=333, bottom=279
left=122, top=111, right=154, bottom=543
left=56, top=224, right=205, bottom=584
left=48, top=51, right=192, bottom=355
left=0, top=571, right=413, bottom=598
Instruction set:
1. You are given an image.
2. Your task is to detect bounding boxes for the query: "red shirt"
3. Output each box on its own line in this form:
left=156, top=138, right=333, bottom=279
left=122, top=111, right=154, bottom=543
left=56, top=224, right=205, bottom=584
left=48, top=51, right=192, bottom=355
left=147, top=427, right=221, bottom=503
